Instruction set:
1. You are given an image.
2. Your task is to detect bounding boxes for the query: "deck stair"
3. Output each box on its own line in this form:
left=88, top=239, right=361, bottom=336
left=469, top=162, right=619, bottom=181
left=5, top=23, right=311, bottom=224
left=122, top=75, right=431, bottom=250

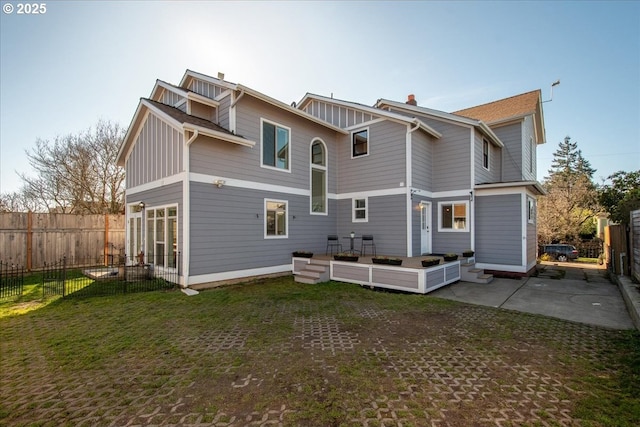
left=295, top=258, right=331, bottom=284
left=460, top=257, right=493, bottom=284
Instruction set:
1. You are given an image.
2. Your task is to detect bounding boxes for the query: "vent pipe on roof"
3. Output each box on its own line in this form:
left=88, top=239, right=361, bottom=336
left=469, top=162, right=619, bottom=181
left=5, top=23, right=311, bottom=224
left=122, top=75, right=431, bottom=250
left=406, top=94, right=417, bottom=106
left=217, top=72, right=225, bottom=80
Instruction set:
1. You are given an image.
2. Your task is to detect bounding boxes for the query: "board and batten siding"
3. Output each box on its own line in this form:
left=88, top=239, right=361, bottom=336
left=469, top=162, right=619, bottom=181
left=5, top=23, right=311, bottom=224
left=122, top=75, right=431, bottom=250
left=218, top=94, right=231, bottom=130
left=188, top=79, right=226, bottom=100
left=162, top=90, right=184, bottom=107
left=302, top=100, right=378, bottom=128
left=337, top=194, right=407, bottom=256
left=475, top=194, right=522, bottom=266
left=125, top=113, right=184, bottom=188
left=337, top=120, right=407, bottom=193
left=211, top=95, right=340, bottom=191
left=492, top=122, right=523, bottom=182
left=411, top=130, right=433, bottom=190
left=189, top=183, right=336, bottom=276
left=126, top=182, right=183, bottom=256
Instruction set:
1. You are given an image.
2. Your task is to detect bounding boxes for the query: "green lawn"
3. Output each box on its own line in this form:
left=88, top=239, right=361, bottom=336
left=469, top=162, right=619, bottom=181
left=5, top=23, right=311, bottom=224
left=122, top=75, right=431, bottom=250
left=1, top=276, right=639, bottom=426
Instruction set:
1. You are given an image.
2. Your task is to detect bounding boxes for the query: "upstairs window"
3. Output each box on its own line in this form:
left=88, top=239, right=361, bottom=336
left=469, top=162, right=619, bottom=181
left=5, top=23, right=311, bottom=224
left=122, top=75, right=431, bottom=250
left=352, top=128, right=368, bottom=158
left=483, top=139, right=490, bottom=170
left=311, top=140, right=327, bottom=214
left=262, top=119, right=290, bottom=171
left=439, top=201, right=468, bottom=232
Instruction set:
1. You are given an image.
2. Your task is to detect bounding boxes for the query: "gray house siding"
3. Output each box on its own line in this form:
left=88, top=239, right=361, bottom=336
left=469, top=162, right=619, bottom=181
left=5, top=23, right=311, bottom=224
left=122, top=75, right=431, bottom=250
left=226, top=96, right=339, bottom=192
left=522, top=115, right=536, bottom=181
left=475, top=194, right=522, bottom=266
left=188, top=79, right=226, bottom=99
left=430, top=197, right=471, bottom=254
left=527, top=196, right=537, bottom=267
left=162, top=90, right=184, bottom=107
left=474, top=131, right=501, bottom=184
left=218, top=94, right=231, bottom=130
left=125, top=112, right=184, bottom=188
left=302, top=100, right=378, bottom=128
left=411, top=131, right=433, bottom=190
left=337, top=120, right=407, bottom=193
left=337, top=194, right=407, bottom=256
left=189, top=183, right=336, bottom=276
left=125, top=182, right=183, bottom=257
left=492, top=122, right=523, bottom=182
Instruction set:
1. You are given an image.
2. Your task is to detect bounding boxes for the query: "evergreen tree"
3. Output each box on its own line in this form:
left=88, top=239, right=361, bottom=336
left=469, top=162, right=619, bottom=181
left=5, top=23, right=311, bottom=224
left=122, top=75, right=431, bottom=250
left=599, top=170, right=640, bottom=225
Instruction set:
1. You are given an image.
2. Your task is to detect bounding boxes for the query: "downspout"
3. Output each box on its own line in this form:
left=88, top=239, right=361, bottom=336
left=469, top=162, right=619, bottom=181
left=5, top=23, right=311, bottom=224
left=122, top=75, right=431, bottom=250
left=405, top=120, right=421, bottom=256
left=182, top=130, right=198, bottom=288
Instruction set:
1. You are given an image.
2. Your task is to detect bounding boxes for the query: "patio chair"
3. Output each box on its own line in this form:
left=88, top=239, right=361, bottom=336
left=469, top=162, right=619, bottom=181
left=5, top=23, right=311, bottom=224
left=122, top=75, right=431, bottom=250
left=326, top=234, right=342, bottom=255
left=361, top=235, right=376, bottom=256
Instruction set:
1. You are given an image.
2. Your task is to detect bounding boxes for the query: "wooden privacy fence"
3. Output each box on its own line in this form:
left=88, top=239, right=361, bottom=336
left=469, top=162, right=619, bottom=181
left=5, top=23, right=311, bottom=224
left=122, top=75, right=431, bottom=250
left=632, top=209, right=640, bottom=282
left=605, top=224, right=628, bottom=275
left=0, top=212, right=125, bottom=271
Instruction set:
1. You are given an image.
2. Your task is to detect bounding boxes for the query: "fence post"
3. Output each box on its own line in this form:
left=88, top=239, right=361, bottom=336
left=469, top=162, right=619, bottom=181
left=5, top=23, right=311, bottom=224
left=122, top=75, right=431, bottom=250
left=62, top=256, right=67, bottom=297
left=27, top=211, right=33, bottom=272
left=104, top=213, right=109, bottom=267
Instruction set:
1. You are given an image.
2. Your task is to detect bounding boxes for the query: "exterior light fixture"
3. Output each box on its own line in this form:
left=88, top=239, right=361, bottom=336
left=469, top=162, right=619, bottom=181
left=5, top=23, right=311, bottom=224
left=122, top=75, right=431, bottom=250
left=469, top=191, right=474, bottom=202
left=350, top=231, right=355, bottom=239
left=138, top=201, right=145, bottom=209
left=214, top=179, right=225, bottom=188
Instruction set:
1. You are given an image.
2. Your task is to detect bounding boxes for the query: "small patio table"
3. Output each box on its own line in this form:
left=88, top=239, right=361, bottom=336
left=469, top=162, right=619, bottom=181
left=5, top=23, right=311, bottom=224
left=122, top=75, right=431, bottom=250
left=342, top=235, right=361, bottom=255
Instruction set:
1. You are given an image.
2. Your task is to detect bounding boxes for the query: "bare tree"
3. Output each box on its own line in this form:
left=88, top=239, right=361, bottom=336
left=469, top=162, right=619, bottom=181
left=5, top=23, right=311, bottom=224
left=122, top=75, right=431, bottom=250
left=3, top=120, right=125, bottom=214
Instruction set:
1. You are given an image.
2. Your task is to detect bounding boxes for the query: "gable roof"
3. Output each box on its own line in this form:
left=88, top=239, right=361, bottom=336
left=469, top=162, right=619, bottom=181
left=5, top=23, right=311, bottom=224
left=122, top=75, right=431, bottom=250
left=180, top=70, right=348, bottom=135
left=298, top=93, right=442, bottom=139
left=452, top=90, right=546, bottom=144
left=375, top=98, right=503, bottom=147
left=116, top=98, right=253, bottom=166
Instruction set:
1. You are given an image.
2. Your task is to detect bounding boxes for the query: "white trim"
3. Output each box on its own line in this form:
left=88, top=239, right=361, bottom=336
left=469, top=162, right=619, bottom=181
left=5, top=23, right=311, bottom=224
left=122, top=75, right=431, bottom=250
left=338, top=187, right=405, bottom=200
left=310, top=138, right=328, bottom=215
left=482, top=139, right=490, bottom=171
left=521, top=193, right=527, bottom=269
left=188, top=264, right=292, bottom=286
left=190, top=172, right=309, bottom=196
left=344, top=118, right=386, bottom=131
left=437, top=200, right=470, bottom=232
left=352, top=197, right=368, bottom=223
left=182, top=132, right=191, bottom=287
left=264, top=198, right=289, bottom=239
left=125, top=173, right=186, bottom=196
left=260, top=118, right=292, bottom=173
left=469, top=128, right=475, bottom=250
left=350, top=127, right=370, bottom=159
left=183, top=124, right=255, bottom=147
left=410, top=188, right=474, bottom=199
left=186, top=92, right=220, bottom=108
left=527, top=196, right=536, bottom=224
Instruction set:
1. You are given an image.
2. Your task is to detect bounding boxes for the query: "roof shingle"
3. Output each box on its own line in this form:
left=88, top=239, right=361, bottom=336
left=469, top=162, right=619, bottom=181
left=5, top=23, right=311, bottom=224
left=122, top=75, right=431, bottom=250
left=452, top=90, right=541, bottom=124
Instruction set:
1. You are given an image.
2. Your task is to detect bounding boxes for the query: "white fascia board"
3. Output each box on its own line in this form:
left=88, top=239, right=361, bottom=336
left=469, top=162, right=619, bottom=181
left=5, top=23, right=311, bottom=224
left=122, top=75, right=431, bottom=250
left=187, top=92, right=220, bottom=108
left=190, top=173, right=309, bottom=196
left=140, top=99, right=184, bottom=129
left=335, top=187, right=406, bottom=200
left=117, top=101, right=146, bottom=166
left=152, top=80, right=188, bottom=100
left=475, top=181, right=546, bottom=196
left=478, top=122, right=504, bottom=148
left=179, top=69, right=238, bottom=91
left=236, top=85, right=347, bottom=135
left=300, top=93, right=441, bottom=137
left=125, top=172, right=186, bottom=196
left=183, top=124, right=255, bottom=148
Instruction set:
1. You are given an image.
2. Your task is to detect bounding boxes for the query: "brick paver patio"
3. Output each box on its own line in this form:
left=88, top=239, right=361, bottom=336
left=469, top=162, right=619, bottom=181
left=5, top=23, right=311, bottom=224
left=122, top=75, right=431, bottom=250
left=0, top=279, right=635, bottom=426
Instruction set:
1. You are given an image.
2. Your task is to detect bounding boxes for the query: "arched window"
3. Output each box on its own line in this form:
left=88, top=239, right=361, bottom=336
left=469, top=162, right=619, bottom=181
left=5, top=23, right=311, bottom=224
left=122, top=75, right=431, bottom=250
left=310, top=140, right=327, bottom=214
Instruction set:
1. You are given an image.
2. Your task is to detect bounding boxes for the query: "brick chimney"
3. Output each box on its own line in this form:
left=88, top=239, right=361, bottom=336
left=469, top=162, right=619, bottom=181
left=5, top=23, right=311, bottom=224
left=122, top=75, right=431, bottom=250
left=406, top=94, right=417, bottom=106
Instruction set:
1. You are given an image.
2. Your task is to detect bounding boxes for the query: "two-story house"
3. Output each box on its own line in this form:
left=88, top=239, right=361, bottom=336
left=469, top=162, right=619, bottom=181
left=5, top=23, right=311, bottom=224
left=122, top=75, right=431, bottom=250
left=116, top=70, right=545, bottom=288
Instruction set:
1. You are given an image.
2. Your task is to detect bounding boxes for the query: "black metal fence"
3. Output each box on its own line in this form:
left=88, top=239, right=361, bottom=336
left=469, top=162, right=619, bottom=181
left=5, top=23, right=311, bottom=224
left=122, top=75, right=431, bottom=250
left=42, top=253, right=180, bottom=299
left=0, top=260, right=24, bottom=299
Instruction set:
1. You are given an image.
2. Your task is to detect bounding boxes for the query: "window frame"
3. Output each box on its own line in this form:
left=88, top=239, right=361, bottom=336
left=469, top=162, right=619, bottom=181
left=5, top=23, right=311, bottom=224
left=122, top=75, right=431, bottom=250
left=145, top=204, right=178, bottom=270
left=310, top=139, right=328, bottom=215
left=260, top=118, right=291, bottom=172
left=351, top=127, right=369, bottom=158
left=264, top=198, right=288, bottom=239
left=437, top=200, right=469, bottom=232
left=527, top=197, right=536, bottom=224
left=352, top=197, right=368, bottom=223
left=482, top=139, right=490, bottom=170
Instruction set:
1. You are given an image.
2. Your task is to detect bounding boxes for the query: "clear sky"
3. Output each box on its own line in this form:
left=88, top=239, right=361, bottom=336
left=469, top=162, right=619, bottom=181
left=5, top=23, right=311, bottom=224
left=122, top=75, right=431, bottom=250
left=1, top=1, right=638, bottom=194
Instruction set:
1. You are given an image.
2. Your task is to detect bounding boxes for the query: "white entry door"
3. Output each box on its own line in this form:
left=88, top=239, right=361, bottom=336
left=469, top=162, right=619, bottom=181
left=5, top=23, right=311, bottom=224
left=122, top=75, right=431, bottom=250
left=420, top=202, right=432, bottom=255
